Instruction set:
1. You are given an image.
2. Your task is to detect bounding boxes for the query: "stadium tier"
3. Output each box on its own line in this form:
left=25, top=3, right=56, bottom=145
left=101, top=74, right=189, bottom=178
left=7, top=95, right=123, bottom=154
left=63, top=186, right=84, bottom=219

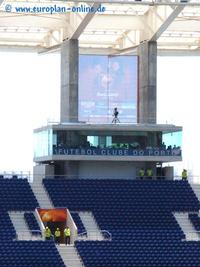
left=43, top=179, right=200, bottom=267
left=0, top=241, right=65, bottom=267
left=71, top=212, right=86, bottom=234
left=189, top=213, right=200, bottom=232
left=0, top=178, right=38, bottom=211
left=0, top=178, right=65, bottom=267
left=24, top=212, right=41, bottom=236
left=43, top=179, right=199, bottom=212
left=0, top=211, right=16, bottom=241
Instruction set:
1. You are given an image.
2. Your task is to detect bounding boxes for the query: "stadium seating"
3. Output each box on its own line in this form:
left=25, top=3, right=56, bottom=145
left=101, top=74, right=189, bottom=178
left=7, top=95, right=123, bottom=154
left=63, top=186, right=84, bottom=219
left=189, top=213, right=200, bottom=232
left=71, top=212, right=86, bottom=234
left=0, top=211, right=16, bottom=241
left=43, top=179, right=200, bottom=212
left=0, top=178, right=65, bottom=267
left=76, top=239, right=200, bottom=267
left=24, top=212, right=41, bottom=236
left=0, top=178, right=38, bottom=211
left=0, top=241, right=65, bottom=267
left=1, top=177, right=200, bottom=267
left=44, top=179, right=200, bottom=267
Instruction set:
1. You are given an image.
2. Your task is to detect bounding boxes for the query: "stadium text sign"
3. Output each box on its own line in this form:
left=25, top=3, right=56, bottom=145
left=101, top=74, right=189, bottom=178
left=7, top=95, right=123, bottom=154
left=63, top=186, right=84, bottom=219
left=53, top=148, right=181, bottom=157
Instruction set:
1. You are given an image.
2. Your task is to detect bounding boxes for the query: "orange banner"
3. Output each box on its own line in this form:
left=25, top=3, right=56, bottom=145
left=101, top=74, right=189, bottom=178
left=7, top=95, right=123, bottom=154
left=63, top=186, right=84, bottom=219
left=38, top=208, right=67, bottom=222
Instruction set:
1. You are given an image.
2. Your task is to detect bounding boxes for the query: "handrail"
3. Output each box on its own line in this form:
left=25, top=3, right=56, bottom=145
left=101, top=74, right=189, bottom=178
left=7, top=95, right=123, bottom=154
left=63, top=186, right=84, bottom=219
left=1, top=172, right=200, bottom=183
left=77, top=230, right=112, bottom=241
left=40, top=174, right=198, bottom=181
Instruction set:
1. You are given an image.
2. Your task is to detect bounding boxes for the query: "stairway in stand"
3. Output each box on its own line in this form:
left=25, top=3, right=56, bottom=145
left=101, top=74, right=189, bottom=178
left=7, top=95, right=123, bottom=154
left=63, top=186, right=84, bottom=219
left=174, top=212, right=200, bottom=241
left=57, top=244, right=84, bottom=267
left=9, top=211, right=42, bottom=240
left=79, top=211, right=104, bottom=240
left=30, top=176, right=53, bottom=209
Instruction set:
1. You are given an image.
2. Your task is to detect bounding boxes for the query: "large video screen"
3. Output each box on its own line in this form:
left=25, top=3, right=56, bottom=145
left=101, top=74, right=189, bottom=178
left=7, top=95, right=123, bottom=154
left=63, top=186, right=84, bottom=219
left=79, top=55, right=138, bottom=123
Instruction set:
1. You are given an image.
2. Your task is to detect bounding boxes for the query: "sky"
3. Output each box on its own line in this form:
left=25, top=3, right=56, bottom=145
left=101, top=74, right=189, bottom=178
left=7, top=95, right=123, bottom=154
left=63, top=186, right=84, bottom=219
left=157, top=57, right=200, bottom=181
left=0, top=52, right=199, bottom=180
left=0, top=52, right=60, bottom=173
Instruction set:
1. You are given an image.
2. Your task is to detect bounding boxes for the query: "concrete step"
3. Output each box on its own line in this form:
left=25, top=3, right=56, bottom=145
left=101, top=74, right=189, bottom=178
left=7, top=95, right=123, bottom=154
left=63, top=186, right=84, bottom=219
left=79, top=211, right=104, bottom=241
left=174, top=212, right=200, bottom=241
left=57, top=245, right=84, bottom=267
left=9, top=211, right=39, bottom=240
left=30, top=182, right=53, bottom=209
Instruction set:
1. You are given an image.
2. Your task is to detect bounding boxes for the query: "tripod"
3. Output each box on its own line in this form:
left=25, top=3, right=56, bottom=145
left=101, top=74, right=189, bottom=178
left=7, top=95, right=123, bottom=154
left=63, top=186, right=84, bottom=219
left=112, top=115, right=120, bottom=124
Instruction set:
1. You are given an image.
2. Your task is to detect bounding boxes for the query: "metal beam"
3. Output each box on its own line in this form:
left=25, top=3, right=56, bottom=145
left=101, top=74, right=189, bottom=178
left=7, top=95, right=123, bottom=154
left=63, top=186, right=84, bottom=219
left=87, top=15, right=146, bottom=30
left=27, top=0, right=200, bottom=6
left=70, top=2, right=101, bottom=39
left=150, top=3, right=188, bottom=41
left=15, top=0, right=200, bottom=6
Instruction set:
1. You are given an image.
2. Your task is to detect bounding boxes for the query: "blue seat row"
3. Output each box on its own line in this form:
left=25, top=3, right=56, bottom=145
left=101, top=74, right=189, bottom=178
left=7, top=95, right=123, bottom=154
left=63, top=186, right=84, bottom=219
left=71, top=212, right=86, bottom=234
left=0, top=179, right=38, bottom=211
left=24, top=212, right=41, bottom=236
left=43, top=178, right=200, bottom=267
left=189, top=213, right=200, bottom=232
left=0, top=179, right=66, bottom=267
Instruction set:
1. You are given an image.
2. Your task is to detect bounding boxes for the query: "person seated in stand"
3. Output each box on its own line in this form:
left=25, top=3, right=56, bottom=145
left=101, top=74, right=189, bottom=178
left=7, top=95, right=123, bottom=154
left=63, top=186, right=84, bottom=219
left=182, top=169, right=188, bottom=181
left=112, top=107, right=120, bottom=123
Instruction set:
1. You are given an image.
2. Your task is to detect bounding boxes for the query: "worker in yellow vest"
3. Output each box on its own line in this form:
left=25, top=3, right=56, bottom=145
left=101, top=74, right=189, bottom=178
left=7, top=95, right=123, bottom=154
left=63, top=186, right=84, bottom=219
left=44, top=226, right=52, bottom=241
left=54, top=228, right=61, bottom=245
left=182, top=169, right=187, bottom=181
left=138, top=168, right=145, bottom=180
left=146, top=169, right=153, bottom=180
left=64, top=226, right=71, bottom=245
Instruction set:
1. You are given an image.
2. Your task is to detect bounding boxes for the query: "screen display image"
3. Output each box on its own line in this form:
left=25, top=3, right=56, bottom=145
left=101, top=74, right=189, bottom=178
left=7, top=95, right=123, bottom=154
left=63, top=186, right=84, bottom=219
left=38, top=209, right=67, bottom=222
left=79, top=55, right=138, bottom=123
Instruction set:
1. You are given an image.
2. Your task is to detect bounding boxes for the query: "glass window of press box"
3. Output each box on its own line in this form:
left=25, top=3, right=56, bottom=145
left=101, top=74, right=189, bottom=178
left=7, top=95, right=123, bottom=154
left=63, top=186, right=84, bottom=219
left=34, top=130, right=182, bottom=157
left=34, top=129, right=53, bottom=158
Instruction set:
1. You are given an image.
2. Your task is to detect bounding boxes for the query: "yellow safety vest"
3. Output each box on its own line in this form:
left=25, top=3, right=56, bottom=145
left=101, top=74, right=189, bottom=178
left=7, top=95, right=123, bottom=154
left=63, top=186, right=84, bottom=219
left=64, top=228, right=71, bottom=237
left=147, top=169, right=153, bottom=177
left=45, top=229, right=51, bottom=238
left=182, top=171, right=187, bottom=179
left=139, top=170, right=144, bottom=177
left=55, top=230, right=61, bottom=237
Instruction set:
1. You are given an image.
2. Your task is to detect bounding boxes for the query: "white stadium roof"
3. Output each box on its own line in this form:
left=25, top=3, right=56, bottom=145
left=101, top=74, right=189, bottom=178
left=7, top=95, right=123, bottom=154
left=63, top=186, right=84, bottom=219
left=1, top=0, right=200, bottom=54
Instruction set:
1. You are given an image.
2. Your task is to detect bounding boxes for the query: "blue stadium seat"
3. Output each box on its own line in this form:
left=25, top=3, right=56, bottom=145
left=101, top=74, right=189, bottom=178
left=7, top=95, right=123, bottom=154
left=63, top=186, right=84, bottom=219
left=43, top=179, right=200, bottom=267
left=24, top=212, right=41, bottom=236
left=0, top=178, right=65, bottom=267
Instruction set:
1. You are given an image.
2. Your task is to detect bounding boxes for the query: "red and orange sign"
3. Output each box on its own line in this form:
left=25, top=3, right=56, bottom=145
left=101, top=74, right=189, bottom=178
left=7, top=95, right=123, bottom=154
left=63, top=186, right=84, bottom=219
left=38, top=208, right=67, bottom=222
